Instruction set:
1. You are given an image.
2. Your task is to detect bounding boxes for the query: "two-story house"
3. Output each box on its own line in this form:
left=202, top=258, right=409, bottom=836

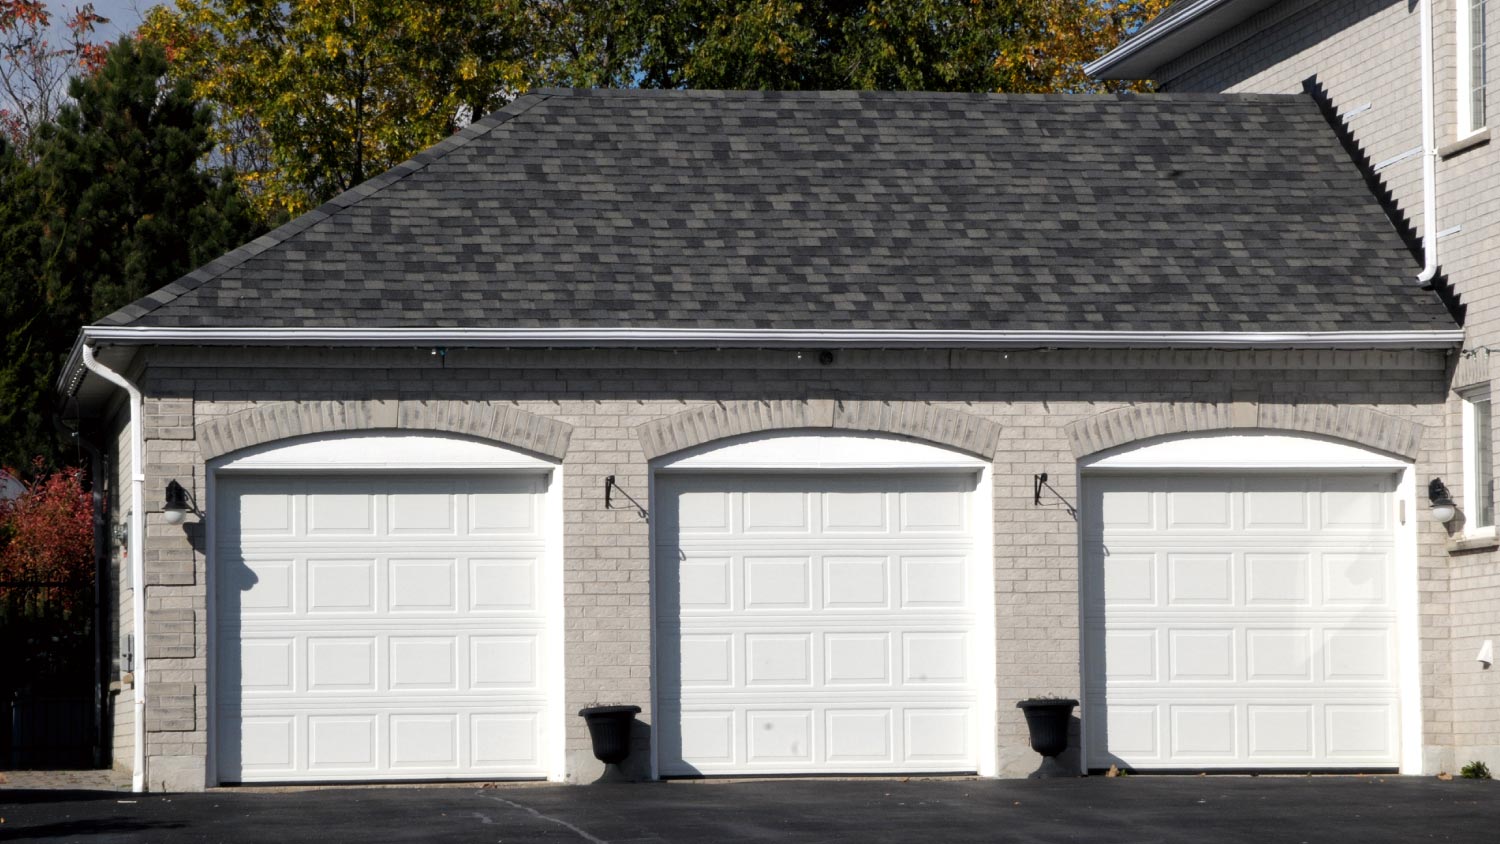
left=1090, top=0, right=1498, bottom=783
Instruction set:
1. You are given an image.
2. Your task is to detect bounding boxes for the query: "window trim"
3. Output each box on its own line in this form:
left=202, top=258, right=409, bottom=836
left=1462, top=389, right=1495, bottom=535
left=1458, top=0, right=1490, bottom=139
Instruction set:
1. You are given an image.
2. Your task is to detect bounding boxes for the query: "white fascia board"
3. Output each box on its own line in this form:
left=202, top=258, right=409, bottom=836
left=1085, top=0, right=1257, bottom=80
left=77, top=325, right=1465, bottom=349
left=59, top=325, right=1463, bottom=396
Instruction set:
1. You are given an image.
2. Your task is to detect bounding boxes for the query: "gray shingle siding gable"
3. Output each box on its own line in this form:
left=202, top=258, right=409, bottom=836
left=101, top=88, right=1452, bottom=333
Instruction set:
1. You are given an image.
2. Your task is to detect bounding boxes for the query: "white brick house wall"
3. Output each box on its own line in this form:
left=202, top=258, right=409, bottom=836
left=104, top=345, right=1455, bottom=787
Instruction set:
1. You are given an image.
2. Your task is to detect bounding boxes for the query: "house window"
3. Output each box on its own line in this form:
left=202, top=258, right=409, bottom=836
left=1459, top=0, right=1489, bottom=135
left=1463, top=392, right=1494, bottom=530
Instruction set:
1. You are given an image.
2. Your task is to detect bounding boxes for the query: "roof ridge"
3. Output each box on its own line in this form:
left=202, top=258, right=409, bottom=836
left=95, top=92, right=554, bottom=327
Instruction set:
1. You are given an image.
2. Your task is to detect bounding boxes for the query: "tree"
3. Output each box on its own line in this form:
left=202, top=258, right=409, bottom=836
left=143, top=0, right=537, bottom=217
left=0, top=134, right=51, bottom=471
left=0, top=458, right=92, bottom=598
left=0, top=458, right=93, bottom=695
left=147, top=0, right=1169, bottom=215
left=0, top=0, right=108, bottom=155
left=624, top=0, right=1170, bottom=92
left=33, top=35, right=260, bottom=329
left=0, top=36, right=262, bottom=470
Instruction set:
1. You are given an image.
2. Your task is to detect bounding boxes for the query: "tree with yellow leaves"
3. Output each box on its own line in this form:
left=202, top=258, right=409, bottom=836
left=143, top=0, right=535, bottom=217
left=145, top=0, right=1169, bottom=217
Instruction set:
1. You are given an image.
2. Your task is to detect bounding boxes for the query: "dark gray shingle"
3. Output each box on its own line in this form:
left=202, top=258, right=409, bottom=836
left=100, top=89, right=1454, bottom=333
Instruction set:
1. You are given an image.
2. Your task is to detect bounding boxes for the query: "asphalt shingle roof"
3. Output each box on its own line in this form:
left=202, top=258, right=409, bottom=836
left=101, top=88, right=1455, bottom=333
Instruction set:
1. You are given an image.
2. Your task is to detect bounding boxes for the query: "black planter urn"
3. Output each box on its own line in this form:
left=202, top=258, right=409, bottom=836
left=1016, top=698, right=1078, bottom=777
left=579, top=705, right=641, bottom=778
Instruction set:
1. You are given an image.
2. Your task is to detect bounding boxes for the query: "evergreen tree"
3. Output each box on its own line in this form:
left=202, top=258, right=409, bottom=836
left=0, top=135, right=50, bottom=470
left=34, top=36, right=259, bottom=323
left=0, top=37, right=262, bottom=469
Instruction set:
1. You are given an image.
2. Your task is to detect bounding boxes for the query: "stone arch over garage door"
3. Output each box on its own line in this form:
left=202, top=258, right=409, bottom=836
left=636, top=399, right=1001, bottom=460
left=196, top=399, right=574, bottom=461
left=1063, top=402, right=1425, bottom=460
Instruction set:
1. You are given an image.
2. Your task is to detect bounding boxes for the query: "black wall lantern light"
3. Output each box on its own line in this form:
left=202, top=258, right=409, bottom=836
left=1428, top=478, right=1457, bottom=524
left=163, top=480, right=196, bottom=525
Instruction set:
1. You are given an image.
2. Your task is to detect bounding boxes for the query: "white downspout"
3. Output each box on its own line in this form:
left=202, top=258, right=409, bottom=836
left=1417, top=0, right=1440, bottom=285
left=80, top=344, right=147, bottom=794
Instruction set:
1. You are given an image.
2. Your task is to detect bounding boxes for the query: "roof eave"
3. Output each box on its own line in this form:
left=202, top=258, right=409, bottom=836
left=57, top=325, right=1463, bottom=397
left=1086, top=0, right=1281, bottom=81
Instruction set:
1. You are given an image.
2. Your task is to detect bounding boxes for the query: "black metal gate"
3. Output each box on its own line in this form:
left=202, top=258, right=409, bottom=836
left=0, top=582, right=99, bottom=769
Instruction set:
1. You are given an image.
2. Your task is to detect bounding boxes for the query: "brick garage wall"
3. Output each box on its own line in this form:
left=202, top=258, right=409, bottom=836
left=106, top=344, right=1456, bottom=787
left=1147, top=0, right=1500, bottom=778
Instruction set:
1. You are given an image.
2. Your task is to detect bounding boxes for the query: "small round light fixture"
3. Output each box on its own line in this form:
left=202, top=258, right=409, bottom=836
left=163, top=480, right=191, bottom=526
left=1428, top=477, right=1457, bottom=524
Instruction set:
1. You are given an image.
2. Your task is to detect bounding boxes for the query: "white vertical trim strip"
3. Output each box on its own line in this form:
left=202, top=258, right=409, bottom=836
left=79, top=345, right=148, bottom=793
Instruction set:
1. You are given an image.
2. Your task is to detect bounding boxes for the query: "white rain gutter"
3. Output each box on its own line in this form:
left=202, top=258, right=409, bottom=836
left=72, top=325, right=1465, bottom=349
left=79, top=344, right=146, bottom=794
left=59, top=326, right=1465, bottom=397
left=1084, top=0, right=1232, bottom=79
left=1417, top=0, right=1440, bottom=285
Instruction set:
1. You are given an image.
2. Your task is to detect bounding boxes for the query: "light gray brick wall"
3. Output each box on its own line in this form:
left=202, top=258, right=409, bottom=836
left=1149, top=0, right=1499, bottom=779
left=108, top=345, right=1454, bottom=786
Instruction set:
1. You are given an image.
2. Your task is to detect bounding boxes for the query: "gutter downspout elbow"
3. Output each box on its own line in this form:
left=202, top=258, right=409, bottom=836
left=79, top=344, right=147, bottom=794
left=1417, top=0, right=1440, bottom=286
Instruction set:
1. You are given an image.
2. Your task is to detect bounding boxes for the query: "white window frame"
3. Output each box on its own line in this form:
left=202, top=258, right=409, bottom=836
left=1458, top=0, right=1489, bottom=137
left=1462, top=390, right=1495, bottom=535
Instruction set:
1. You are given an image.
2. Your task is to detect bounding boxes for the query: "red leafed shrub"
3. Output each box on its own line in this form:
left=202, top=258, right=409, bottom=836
left=0, top=457, right=93, bottom=607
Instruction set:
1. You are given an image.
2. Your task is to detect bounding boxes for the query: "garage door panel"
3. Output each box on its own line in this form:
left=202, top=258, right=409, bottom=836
left=744, top=490, right=811, bottom=532
left=216, top=475, right=551, bottom=783
left=220, top=557, right=295, bottom=614
left=823, top=556, right=889, bottom=608
left=469, top=557, right=541, bottom=612
left=390, top=714, right=459, bottom=767
left=1244, top=553, right=1311, bottom=605
left=744, top=557, right=811, bottom=609
left=307, top=488, right=376, bottom=535
left=658, top=473, right=981, bottom=775
left=1247, top=705, right=1315, bottom=758
left=472, top=712, right=541, bottom=768
left=306, top=559, right=377, bottom=613
left=824, top=633, right=891, bottom=685
left=1165, top=482, right=1234, bottom=530
left=1166, top=553, right=1234, bottom=606
left=1243, top=479, right=1313, bottom=530
left=1085, top=474, right=1399, bottom=770
left=822, top=490, right=887, bottom=532
left=1245, top=629, right=1314, bottom=682
left=471, top=635, right=540, bottom=689
left=306, top=637, right=377, bottom=691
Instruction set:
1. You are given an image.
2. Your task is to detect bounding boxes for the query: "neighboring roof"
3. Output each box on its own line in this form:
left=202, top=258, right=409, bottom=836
left=1086, top=0, right=1282, bottom=80
left=0, top=470, right=22, bottom=502
left=96, top=88, right=1452, bottom=335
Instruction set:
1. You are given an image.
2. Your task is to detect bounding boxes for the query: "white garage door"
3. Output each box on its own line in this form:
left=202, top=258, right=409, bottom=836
left=215, top=474, right=552, bottom=783
left=1083, top=473, right=1401, bottom=770
left=656, top=473, right=981, bottom=775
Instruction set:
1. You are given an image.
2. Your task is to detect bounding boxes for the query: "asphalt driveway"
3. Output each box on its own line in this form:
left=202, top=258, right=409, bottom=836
left=2, top=776, right=1495, bottom=843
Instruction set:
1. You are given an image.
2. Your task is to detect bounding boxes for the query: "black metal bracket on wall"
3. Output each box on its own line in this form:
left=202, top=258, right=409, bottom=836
left=604, top=475, right=649, bottom=521
left=1034, top=472, right=1047, bottom=506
